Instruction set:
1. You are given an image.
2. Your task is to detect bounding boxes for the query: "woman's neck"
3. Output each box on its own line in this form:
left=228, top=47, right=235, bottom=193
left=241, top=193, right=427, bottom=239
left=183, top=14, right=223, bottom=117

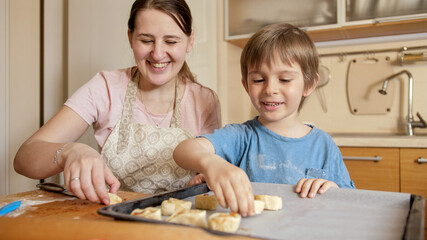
left=137, top=77, right=178, bottom=115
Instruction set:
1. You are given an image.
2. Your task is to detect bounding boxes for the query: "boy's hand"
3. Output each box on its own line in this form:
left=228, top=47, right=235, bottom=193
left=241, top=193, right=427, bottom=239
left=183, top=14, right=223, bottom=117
left=203, top=158, right=255, bottom=217
left=295, top=178, right=338, bottom=198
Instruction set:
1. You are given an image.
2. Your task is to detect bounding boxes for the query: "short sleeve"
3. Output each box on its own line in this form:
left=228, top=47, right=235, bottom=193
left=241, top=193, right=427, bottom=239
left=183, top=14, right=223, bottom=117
left=65, top=72, right=110, bottom=125
left=201, top=123, right=249, bottom=166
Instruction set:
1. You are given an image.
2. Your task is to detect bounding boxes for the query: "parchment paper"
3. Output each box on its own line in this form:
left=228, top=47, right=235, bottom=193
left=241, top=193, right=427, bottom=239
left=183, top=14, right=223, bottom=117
left=183, top=182, right=410, bottom=240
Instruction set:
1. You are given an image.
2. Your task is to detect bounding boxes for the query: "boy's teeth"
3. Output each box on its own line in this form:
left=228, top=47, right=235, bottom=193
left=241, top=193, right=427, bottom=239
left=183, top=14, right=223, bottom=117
left=265, top=102, right=279, bottom=106
left=152, top=62, right=167, bottom=68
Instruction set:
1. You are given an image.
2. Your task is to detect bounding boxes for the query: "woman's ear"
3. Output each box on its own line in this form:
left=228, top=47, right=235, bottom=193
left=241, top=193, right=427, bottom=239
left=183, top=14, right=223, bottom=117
left=127, top=29, right=133, bottom=49
left=186, top=30, right=195, bottom=53
left=303, top=73, right=319, bottom=97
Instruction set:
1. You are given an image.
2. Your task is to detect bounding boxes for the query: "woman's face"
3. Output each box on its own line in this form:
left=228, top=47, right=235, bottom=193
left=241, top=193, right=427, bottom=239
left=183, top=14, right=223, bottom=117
left=128, top=9, right=194, bottom=87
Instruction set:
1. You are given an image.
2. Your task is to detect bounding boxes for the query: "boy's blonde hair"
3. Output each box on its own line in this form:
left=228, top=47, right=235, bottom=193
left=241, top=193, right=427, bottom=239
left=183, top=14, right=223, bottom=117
left=240, top=23, right=319, bottom=110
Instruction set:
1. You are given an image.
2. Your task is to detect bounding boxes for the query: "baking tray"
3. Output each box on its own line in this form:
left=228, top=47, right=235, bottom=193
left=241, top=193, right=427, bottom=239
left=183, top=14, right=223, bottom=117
left=97, top=183, right=256, bottom=238
left=98, top=182, right=425, bottom=240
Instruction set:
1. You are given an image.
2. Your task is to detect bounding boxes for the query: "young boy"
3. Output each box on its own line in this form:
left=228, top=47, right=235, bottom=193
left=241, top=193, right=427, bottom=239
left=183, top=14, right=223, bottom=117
left=173, top=23, right=355, bottom=217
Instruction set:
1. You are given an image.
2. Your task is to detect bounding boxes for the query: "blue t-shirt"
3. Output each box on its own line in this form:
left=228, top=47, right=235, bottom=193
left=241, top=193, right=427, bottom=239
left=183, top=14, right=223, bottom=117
left=201, top=117, right=355, bottom=189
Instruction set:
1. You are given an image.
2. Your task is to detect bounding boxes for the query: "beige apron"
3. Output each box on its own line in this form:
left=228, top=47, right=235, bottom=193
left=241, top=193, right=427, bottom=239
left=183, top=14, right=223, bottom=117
left=101, top=70, right=195, bottom=194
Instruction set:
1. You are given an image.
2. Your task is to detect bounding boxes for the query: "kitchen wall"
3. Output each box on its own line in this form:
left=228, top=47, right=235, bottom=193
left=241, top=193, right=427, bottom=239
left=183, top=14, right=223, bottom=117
left=0, top=0, right=8, bottom=196
left=216, top=1, right=427, bottom=135
left=7, top=0, right=41, bottom=195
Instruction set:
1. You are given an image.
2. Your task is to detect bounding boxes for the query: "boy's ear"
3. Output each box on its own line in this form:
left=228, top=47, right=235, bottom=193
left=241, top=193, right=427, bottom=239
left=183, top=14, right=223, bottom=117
left=303, top=73, right=319, bottom=97
left=241, top=78, right=249, bottom=93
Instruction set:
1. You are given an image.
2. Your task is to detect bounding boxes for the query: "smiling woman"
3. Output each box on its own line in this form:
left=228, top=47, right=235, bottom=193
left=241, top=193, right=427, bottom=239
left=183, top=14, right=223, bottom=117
left=13, top=0, right=221, bottom=204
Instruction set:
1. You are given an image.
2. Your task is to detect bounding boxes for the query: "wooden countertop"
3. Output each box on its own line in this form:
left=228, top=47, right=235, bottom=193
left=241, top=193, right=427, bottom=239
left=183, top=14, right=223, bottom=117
left=330, top=133, right=427, bottom=148
left=0, top=190, right=255, bottom=240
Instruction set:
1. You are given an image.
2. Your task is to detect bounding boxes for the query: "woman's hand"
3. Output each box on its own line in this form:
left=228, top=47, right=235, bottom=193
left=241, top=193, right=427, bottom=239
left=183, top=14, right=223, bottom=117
left=295, top=178, right=338, bottom=198
left=60, top=143, right=120, bottom=205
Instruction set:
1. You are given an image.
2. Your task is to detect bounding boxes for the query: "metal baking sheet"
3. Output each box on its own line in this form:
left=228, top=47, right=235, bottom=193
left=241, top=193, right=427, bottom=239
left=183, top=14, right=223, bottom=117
left=98, top=182, right=424, bottom=240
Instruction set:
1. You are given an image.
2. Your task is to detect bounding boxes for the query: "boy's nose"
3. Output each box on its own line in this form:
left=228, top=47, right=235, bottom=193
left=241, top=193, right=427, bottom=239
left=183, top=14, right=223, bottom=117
left=264, top=80, right=279, bottom=94
left=151, top=42, right=166, bottom=60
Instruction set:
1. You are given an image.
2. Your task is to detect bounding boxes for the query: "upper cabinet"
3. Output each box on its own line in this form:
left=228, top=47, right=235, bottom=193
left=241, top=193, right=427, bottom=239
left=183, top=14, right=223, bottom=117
left=225, top=0, right=427, bottom=48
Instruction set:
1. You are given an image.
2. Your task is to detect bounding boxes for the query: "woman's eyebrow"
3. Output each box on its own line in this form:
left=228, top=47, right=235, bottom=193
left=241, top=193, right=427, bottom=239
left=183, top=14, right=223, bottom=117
left=136, top=33, right=182, bottom=40
left=136, top=33, right=154, bottom=38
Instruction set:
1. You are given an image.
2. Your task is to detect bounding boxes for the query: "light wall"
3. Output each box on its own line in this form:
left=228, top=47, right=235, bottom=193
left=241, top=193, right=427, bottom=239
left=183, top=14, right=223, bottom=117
left=216, top=1, right=427, bottom=135
left=1, top=0, right=8, bottom=196
left=8, top=0, right=41, bottom=194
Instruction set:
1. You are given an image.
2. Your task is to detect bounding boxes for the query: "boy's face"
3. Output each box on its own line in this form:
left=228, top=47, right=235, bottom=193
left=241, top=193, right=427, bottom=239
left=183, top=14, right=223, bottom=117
left=242, top=57, right=316, bottom=127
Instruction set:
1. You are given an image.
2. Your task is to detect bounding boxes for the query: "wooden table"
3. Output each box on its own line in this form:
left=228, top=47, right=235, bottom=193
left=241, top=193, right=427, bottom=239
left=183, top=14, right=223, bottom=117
left=0, top=190, right=255, bottom=240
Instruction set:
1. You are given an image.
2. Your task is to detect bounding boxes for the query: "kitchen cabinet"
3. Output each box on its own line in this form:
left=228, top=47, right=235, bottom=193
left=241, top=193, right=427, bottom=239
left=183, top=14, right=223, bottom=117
left=340, top=147, right=400, bottom=192
left=225, top=0, right=427, bottom=47
left=340, top=147, right=427, bottom=239
left=401, top=148, right=427, bottom=235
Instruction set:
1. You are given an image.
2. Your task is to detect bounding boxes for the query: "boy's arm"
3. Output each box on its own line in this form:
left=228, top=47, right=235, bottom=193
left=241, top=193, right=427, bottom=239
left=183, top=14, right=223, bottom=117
left=173, top=138, right=255, bottom=217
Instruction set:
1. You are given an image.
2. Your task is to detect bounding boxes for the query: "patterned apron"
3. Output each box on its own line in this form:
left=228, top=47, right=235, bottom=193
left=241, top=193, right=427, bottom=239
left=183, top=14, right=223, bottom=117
left=101, top=70, right=195, bottom=194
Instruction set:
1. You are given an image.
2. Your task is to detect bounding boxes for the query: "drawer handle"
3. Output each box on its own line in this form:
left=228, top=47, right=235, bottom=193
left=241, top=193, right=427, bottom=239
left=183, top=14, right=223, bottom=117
left=417, top=158, right=427, bottom=163
left=343, top=155, right=382, bottom=162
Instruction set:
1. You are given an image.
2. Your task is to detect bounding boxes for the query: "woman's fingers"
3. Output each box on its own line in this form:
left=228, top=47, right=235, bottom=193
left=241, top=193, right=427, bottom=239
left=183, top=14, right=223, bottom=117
left=104, top=166, right=120, bottom=194
left=67, top=171, right=86, bottom=200
left=91, top=161, right=110, bottom=204
left=79, top=161, right=100, bottom=203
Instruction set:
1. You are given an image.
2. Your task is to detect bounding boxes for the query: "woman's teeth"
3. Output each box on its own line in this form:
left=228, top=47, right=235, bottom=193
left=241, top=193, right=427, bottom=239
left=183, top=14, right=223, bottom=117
left=151, top=62, right=168, bottom=68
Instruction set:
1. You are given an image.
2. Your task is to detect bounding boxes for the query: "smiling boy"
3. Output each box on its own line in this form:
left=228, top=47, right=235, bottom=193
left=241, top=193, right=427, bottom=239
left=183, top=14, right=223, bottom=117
left=173, top=23, right=355, bottom=217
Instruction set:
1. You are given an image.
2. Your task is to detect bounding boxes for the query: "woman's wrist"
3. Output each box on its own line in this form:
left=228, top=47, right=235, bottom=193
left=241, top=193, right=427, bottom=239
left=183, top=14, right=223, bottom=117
left=54, top=142, right=71, bottom=169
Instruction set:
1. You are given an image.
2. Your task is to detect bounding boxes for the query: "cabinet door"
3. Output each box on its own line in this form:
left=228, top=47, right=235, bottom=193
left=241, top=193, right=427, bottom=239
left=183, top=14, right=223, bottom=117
left=340, top=147, right=400, bottom=192
left=400, top=148, right=427, bottom=235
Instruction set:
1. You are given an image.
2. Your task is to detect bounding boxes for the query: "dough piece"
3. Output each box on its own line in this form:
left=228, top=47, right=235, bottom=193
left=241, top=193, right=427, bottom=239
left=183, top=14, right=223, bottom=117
left=254, top=195, right=282, bottom=210
left=130, top=207, right=161, bottom=220
left=253, top=200, right=265, bottom=214
left=195, top=194, right=218, bottom=210
left=161, top=198, right=192, bottom=216
left=108, top=193, right=122, bottom=205
left=166, top=209, right=207, bottom=228
left=208, top=212, right=241, bottom=233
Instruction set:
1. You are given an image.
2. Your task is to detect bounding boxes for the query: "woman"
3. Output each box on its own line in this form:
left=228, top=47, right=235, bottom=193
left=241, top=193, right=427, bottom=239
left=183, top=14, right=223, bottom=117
left=14, top=0, right=221, bottom=205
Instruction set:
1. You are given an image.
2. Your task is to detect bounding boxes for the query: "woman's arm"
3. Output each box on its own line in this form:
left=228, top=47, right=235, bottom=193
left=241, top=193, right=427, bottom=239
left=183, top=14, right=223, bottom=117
left=14, top=106, right=89, bottom=178
left=14, top=106, right=120, bottom=204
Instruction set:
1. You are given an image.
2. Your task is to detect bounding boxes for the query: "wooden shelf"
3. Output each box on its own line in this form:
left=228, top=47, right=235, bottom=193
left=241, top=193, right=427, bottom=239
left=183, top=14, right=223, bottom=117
left=227, top=18, right=427, bottom=48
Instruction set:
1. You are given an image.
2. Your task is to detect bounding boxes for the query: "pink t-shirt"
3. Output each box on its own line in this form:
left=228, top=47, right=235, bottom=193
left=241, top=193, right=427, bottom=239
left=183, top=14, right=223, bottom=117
left=65, top=67, right=221, bottom=149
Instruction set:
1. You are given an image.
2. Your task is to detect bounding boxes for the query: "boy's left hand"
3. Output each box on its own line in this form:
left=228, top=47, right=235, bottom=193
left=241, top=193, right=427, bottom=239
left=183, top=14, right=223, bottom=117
left=295, top=178, right=338, bottom=198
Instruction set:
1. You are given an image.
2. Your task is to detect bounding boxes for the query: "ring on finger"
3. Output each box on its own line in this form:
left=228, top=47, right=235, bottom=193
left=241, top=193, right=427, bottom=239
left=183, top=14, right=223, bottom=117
left=71, top=177, right=80, bottom=182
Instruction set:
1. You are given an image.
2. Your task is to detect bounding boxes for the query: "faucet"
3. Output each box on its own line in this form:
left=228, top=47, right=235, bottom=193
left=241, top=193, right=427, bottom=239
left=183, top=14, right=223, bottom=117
left=378, top=70, right=426, bottom=136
